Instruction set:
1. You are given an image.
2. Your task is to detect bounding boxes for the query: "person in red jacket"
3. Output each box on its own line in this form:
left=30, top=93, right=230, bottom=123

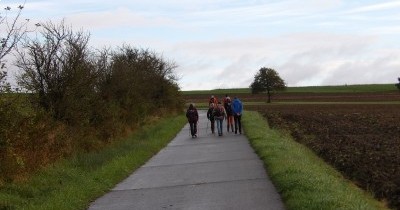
left=186, top=103, right=199, bottom=138
left=223, top=94, right=233, bottom=132
left=209, top=95, right=218, bottom=108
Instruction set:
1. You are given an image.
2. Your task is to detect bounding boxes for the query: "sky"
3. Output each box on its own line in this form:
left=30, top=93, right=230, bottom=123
left=2, top=0, right=400, bottom=90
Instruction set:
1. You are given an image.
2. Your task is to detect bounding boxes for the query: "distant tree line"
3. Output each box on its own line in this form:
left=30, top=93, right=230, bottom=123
left=0, top=18, right=183, bottom=182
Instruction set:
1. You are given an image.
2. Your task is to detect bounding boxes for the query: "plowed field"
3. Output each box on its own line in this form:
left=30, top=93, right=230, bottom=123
left=249, top=104, right=400, bottom=209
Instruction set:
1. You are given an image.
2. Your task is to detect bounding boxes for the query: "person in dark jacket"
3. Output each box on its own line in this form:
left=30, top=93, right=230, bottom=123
left=186, top=103, right=199, bottom=138
left=225, top=102, right=234, bottom=132
left=232, top=97, right=243, bottom=134
left=207, top=103, right=215, bottom=134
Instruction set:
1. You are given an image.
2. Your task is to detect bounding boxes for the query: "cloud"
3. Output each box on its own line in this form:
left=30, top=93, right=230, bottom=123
left=368, top=26, right=400, bottom=35
left=62, top=8, right=177, bottom=30
left=321, top=54, right=400, bottom=85
left=5, top=0, right=400, bottom=91
left=170, top=32, right=398, bottom=90
left=345, top=1, right=400, bottom=14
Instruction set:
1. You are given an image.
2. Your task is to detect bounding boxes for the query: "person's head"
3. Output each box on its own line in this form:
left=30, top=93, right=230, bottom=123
left=209, top=103, right=214, bottom=108
left=225, top=94, right=228, bottom=97
left=189, top=103, right=194, bottom=109
left=217, top=101, right=222, bottom=106
left=211, top=95, right=214, bottom=98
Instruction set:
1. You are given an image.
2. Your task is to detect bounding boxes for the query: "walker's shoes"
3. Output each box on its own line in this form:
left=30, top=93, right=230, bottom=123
left=194, top=134, right=197, bottom=138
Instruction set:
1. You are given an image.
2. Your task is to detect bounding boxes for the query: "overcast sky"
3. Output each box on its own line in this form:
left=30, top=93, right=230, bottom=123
left=2, top=0, right=400, bottom=90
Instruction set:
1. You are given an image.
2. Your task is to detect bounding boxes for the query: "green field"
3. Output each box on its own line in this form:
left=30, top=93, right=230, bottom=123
left=285, top=84, right=397, bottom=93
left=181, top=84, right=397, bottom=95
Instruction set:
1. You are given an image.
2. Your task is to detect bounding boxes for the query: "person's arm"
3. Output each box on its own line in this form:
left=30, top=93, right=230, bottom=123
left=223, top=107, right=227, bottom=119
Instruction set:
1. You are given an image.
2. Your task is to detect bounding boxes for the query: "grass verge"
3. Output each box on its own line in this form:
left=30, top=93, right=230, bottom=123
left=242, top=111, right=388, bottom=210
left=0, top=114, right=187, bottom=210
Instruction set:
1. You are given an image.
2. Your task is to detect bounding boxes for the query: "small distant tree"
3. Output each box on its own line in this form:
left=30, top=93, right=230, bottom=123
left=250, top=67, right=286, bottom=103
left=396, top=77, right=400, bottom=91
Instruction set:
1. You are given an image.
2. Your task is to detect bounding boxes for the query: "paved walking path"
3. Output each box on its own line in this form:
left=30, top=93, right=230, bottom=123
left=88, top=110, right=285, bottom=210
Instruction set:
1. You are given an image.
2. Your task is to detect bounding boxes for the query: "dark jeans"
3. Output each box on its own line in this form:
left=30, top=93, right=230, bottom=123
left=209, top=120, right=215, bottom=133
left=234, top=114, right=242, bottom=134
left=189, top=122, right=197, bottom=136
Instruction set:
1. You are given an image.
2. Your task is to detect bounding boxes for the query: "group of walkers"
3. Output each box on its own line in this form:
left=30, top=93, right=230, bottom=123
left=186, top=94, right=243, bottom=138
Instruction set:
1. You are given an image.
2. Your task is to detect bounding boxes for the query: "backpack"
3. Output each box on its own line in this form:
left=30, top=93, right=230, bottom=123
left=214, top=107, right=223, bottom=118
left=225, top=103, right=233, bottom=115
left=187, top=109, right=197, bottom=122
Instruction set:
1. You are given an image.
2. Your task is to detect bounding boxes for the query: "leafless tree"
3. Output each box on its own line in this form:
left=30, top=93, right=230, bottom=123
left=16, top=20, right=96, bottom=122
left=0, top=1, right=38, bottom=91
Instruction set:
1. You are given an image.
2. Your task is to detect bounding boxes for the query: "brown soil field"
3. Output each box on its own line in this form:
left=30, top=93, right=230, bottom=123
left=248, top=104, right=400, bottom=209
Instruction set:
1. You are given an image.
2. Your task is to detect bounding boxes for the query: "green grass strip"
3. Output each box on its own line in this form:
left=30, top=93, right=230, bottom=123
left=181, top=84, right=397, bottom=94
left=0, top=114, right=187, bottom=210
left=285, top=84, right=397, bottom=93
left=242, top=111, right=388, bottom=210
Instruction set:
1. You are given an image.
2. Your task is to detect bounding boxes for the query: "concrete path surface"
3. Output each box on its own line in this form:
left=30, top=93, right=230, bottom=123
left=88, top=110, right=285, bottom=210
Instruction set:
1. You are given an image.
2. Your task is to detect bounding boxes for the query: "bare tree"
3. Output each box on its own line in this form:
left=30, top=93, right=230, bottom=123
left=16, top=20, right=96, bottom=122
left=0, top=1, right=39, bottom=92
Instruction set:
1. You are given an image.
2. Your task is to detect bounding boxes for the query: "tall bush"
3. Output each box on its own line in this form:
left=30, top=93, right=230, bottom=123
left=97, top=45, right=182, bottom=125
left=16, top=20, right=98, bottom=125
left=1, top=20, right=183, bottom=183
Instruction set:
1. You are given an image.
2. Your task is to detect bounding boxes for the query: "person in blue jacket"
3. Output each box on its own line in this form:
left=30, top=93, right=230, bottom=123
left=231, top=97, right=243, bottom=134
